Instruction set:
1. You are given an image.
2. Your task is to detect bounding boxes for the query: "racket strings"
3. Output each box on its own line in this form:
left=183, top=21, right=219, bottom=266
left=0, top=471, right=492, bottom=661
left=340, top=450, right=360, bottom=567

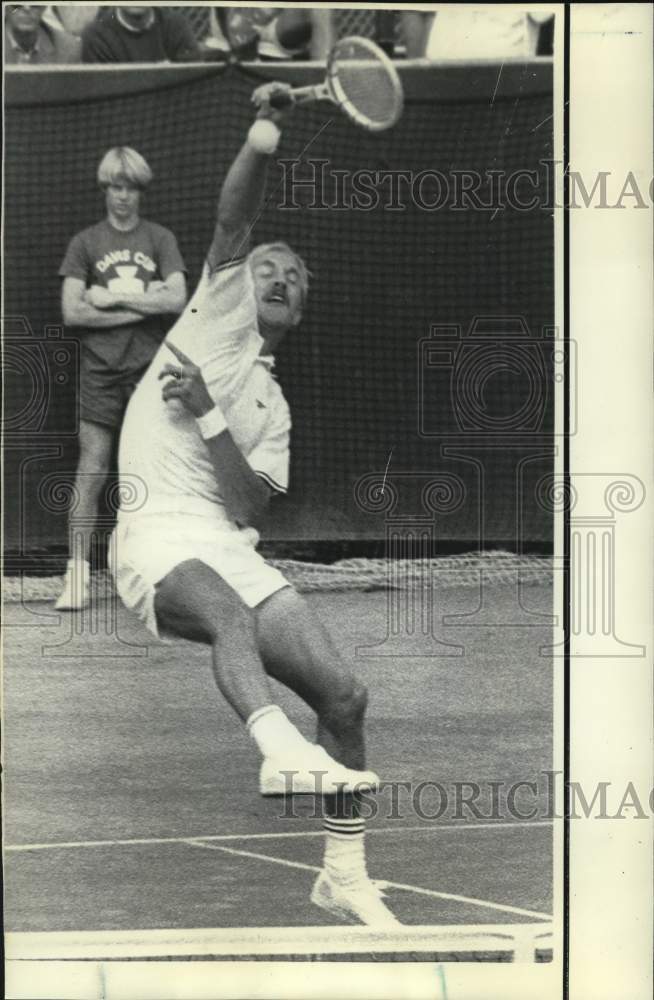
left=331, top=40, right=403, bottom=129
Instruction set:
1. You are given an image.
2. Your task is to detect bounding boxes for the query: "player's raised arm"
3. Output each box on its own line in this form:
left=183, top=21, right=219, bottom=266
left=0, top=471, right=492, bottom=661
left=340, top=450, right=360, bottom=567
left=207, top=81, right=294, bottom=273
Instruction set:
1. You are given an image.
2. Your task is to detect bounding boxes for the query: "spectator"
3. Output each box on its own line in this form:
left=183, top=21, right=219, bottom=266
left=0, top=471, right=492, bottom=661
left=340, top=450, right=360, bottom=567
left=55, top=147, right=187, bottom=610
left=401, top=8, right=554, bottom=59
left=206, top=7, right=334, bottom=62
left=81, top=5, right=201, bottom=63
left=4, top=3, right=81, bottom=64
left=43, top=5, right=98, bottom=37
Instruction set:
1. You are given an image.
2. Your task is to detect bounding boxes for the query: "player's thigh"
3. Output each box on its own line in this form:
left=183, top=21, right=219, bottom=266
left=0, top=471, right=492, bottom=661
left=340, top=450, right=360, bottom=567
left=255, top=586, right=357, bottom=707
left=78, top=419, right=114, bottom=471
left=154, top=558, right=254, bottom=644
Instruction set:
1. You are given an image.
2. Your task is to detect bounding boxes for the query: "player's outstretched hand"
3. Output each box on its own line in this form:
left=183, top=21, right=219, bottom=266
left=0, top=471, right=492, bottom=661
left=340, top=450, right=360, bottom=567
left=251, top=81, right=294, bottom=125
left=159, top=341, right=214, bottom=418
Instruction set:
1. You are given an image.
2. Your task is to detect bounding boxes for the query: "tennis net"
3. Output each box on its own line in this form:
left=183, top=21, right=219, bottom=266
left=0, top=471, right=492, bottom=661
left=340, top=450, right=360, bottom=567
left=7, top=922, right=553, bottom=962
left=3, top=550, right=552, bottom=603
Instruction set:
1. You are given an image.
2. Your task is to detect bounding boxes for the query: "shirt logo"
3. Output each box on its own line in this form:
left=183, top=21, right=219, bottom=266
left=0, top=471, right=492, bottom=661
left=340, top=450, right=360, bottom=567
left=96, top=249, right=156, bottom=274
left=108, top=265, right=145, bottom=294
left=256, top=399, right=266, bottom=409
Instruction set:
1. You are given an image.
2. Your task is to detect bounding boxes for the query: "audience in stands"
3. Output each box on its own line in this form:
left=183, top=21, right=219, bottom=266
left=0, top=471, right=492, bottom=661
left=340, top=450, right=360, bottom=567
left=4, top=3, right=81, bottom=64
left=43, top=5, right=98, bottom=38
left=7, top=7, right=555, bottom=68
left=205, top=7, right=334, bottom=61
left=81, top=5, right=202, bottom=63
left=401, top=8, right=554, bottom=59
left=4, top=4, right=335, bottom=67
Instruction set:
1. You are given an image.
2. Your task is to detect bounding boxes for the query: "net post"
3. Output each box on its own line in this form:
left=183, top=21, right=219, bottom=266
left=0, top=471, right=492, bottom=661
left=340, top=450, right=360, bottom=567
left=512, top=926, right=537, bottom=962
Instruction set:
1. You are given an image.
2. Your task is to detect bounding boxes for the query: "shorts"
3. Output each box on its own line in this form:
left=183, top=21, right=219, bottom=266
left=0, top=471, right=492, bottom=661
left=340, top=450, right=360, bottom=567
left=80, top=358, right=148, bottom=429
left=109, top=514, right=290, bottom=638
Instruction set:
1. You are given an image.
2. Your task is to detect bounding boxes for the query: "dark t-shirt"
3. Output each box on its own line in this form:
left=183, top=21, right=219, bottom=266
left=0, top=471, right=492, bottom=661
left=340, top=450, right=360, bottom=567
left=59, top=219, right=186, bottom=372
left=81, top=8, right=200, bottom=63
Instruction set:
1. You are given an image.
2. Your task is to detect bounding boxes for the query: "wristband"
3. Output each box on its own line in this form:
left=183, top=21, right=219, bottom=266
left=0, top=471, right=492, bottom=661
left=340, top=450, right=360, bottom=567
left=247, top=119, right=281, bottom=155
left=196, top=406, right=228, bottom=440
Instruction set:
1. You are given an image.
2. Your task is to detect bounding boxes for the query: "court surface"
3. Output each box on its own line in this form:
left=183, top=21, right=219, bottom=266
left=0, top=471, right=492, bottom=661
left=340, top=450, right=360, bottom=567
left=3, top=578, right=554, bottom=949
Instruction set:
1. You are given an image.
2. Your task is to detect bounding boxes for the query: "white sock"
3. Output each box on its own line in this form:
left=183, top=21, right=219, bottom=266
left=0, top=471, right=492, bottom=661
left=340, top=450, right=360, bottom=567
left=246, top=705, right=309, bottom=758
left=323, top=816, right=367, bottom=884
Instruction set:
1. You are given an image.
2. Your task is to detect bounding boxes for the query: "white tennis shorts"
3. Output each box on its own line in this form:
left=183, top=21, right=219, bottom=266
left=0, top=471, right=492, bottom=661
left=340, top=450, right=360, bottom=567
left=110, top=514, right=290, bottom=638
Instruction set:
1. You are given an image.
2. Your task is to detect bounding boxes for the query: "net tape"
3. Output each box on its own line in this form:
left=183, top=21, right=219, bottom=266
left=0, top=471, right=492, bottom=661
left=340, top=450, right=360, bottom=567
left=4, top=552, right=552, bottom=603
left=7, top=921, right=553, bottom=962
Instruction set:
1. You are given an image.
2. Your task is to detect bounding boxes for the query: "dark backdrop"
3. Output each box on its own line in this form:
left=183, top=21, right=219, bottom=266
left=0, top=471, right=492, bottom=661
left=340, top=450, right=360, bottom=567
left=4, top=62, right=555, bottom=559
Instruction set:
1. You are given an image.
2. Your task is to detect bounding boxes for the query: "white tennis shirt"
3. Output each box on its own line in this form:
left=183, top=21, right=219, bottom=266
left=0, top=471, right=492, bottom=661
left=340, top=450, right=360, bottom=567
left=117, top=258, right=291, bottom=525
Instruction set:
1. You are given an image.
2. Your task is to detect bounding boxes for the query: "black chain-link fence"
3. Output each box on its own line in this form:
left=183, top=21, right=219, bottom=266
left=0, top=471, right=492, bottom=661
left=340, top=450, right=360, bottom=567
left=170, top=7, right=403, bottom=49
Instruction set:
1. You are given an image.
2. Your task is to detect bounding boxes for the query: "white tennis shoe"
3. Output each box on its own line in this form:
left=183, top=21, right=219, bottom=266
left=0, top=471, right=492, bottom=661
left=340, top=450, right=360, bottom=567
left=311, top=870, right=400, bottom=926
left=54, top=560, right=90, bottom=611
left=259, top=746, right=379, bottom=796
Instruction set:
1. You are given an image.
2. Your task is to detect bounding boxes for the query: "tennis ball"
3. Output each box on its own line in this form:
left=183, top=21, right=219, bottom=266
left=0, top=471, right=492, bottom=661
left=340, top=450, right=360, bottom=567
left=248, top=119, right=281, bottom=155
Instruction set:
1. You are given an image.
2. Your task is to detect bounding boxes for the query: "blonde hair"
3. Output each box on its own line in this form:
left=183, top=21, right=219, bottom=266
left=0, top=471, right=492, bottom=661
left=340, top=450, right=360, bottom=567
left=248, top=242, right=311, bottom=306
left=97, top=147, right=153, bottom=189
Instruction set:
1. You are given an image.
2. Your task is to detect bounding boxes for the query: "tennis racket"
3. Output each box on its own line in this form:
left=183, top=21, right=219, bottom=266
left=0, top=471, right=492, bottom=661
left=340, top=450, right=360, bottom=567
left=270, top=36, right=404, bottom=133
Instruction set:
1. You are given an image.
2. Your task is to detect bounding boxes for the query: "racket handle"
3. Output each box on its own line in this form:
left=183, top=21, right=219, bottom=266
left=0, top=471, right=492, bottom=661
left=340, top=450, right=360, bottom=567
left=269, top=84, right=326, bottom=109
left=269, top=90, right=295, bottom=110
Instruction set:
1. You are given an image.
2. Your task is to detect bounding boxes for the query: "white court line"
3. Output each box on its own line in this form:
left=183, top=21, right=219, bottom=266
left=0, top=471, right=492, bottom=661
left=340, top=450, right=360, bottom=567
left=5, top=820, right=552, bottom=854
left=185, top=840, right=552, bottom=921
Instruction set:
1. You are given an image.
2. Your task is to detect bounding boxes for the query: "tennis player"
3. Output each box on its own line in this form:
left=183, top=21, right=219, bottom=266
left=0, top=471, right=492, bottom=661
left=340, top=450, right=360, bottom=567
left=112, top=82, right=399, bottom=926
left=56, top=146, right=187, bottom=610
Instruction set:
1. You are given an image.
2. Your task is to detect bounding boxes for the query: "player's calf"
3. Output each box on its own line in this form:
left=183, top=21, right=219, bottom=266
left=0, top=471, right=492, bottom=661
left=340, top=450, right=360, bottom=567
left=318, top=678, right=368, bottom=739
